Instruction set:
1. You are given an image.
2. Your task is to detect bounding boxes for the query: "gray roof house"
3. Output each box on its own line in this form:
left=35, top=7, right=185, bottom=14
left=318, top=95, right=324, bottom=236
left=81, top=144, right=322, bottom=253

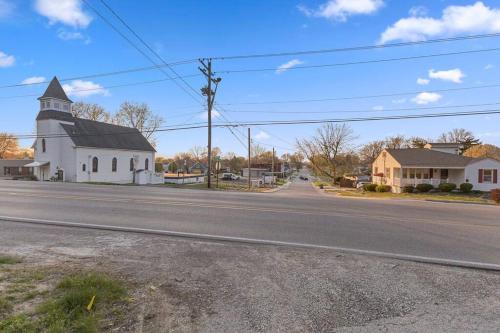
left=372, top=145, right=500, bottom=192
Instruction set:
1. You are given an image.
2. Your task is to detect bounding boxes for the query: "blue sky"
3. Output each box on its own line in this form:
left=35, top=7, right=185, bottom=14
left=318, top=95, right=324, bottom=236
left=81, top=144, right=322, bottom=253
left=2, top=0, right=500, bottom=157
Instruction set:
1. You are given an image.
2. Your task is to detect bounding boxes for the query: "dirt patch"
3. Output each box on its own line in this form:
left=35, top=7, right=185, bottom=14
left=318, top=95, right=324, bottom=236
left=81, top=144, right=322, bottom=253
left=1, top=222, right=499, bottom=332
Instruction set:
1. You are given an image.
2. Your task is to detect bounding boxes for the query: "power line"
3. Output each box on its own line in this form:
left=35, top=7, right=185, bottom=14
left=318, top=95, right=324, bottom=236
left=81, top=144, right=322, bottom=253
left=215, top=47, right=500, bottom=75
left=98, top=0, right=204, bottom=103
left=82, top=0, right=203, bottom=104
left=0, top=60, right=197, bottom=90
left=12, top=108, right=500, bottom=140
left=219, top=82, right=500, bottom=106
left=222, top=101, right=500, bottom=115
left=0, top=75, right=200, bottom=100
left=210, top=32, right=500, bottom=61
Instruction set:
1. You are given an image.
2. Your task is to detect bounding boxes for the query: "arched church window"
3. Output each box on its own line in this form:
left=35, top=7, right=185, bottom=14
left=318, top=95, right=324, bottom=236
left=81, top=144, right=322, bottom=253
left=42, top=139, right=46, bottom=153
left=82, top=164, right=86, bottom=172
left=92, top=157, right=98, bottom=173
left=112, top=158, right=117, bottom=172
left=130, top=158, right=134, bottom=171
left=145, top=158, right=149, bottom=170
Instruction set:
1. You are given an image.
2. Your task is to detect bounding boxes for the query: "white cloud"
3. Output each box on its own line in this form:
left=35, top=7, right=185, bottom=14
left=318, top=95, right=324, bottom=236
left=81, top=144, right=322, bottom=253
left=428, top=68, right=465, bottom=83
left=409, top=6, right=428, bottom=17
left=35, top=0, right=92, bottom=28
left=372, top=105, right=384, bottom=111
left=417, top=78, right=430, bottom=85
left=62, top=80, right=109, bottom=97
left=276, top=59, right=304, bottom=74
left=298, top=0, right=384, bottom=21
left=57, top=29, right=91, bottom=44
left=379, top=2, right=500, bottom=44
left=0, top=50, right=15, bottom=67
left=484, top=64, right=494, bottom=70
left=21, top=76, right=46, bottom=84
left=199, top=110, right=220, bottom=120
left=0, top=0, right=14, bottom=18
left=412, top=92, right=442, bottom=105
left=255, top=131, right=270, bottom=140
left=392, top=98, right=406, bottom=104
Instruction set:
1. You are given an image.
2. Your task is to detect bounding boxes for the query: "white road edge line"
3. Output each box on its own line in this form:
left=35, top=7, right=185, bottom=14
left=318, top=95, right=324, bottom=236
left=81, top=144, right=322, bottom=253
left=1, top=215, right=499, bottom=271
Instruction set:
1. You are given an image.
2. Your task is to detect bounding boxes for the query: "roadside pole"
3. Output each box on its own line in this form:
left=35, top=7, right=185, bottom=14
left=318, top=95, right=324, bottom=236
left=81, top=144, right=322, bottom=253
left=272, top=147, right=275, bottom=187
left=248, top=128, right=251, bottom=190
left=198, top=59, right=221, bottom=189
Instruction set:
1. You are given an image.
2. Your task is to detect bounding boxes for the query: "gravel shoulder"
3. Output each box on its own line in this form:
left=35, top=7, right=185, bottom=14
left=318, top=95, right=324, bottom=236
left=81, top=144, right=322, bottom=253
left=1, top=221, right=499, bottom=332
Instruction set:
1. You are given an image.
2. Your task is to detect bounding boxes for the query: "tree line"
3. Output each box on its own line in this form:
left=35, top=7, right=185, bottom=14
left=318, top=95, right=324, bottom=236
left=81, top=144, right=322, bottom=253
left=296, top=124, right=494, bottom=180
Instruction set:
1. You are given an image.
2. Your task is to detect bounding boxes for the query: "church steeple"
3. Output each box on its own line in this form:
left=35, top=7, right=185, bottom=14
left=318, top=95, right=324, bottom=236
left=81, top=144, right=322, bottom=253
left=38, top=77, right=72, bottom=112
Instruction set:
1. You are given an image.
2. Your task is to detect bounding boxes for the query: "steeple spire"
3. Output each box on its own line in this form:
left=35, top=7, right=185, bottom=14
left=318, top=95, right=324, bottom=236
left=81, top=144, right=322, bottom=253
left=38, top=76, right=72, bottom=103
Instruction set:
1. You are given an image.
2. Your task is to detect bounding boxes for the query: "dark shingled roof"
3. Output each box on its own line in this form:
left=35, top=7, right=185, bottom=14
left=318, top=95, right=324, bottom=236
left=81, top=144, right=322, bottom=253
left=37, top=110, right=155, bottom=152
left=38, top=77, right=73, bottom=103
left=60, top=119, right=156, bottom=152
left=36, top=110, right=75, bottom=122
left=386, top=148, right=474, bottom=167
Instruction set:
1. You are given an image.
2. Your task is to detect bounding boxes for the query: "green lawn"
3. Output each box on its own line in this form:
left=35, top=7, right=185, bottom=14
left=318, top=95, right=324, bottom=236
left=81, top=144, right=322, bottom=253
left=333, top=190, right=494, bottom=204
left=0, top=272, right=128, bottom=333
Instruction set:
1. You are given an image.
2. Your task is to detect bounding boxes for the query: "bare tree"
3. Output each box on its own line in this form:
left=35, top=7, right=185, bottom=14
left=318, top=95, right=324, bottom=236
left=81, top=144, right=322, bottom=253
left=409, top=136, right=429, bottom=148
left=437, top=128, right=480, bottom=152
left=251, top=144, right=266, bottom=159
left=385, top=135, right=410, bottom=149
left=296, top=123, right=356, bottom=179
left=359, top=140, right=385, bottom=165
left=190, top=145, right=207, bottom=162
left=71, top=102, right=111, bottom=122
left=113, top=102, right=164, bottom=146
left=0, top=133, right=19, bottom=159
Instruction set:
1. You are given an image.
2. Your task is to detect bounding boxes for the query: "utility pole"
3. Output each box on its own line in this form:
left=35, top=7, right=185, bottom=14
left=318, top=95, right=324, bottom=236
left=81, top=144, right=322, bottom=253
left=248, top=127, right=251, bottom=190
left=199, top=58, right=221, bottom=188
left=272, top=147, right=275, bottom=187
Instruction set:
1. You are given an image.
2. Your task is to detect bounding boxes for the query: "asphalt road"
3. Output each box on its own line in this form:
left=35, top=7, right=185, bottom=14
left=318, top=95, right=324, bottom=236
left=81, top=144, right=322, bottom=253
left=0, top=176, right=499, bottom=266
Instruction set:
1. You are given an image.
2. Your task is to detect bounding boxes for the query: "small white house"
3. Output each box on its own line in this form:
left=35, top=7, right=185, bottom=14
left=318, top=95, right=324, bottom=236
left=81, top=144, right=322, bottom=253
left=372, top=143, right=500, bottom=193
left=27, top=77, right=161, bottom=184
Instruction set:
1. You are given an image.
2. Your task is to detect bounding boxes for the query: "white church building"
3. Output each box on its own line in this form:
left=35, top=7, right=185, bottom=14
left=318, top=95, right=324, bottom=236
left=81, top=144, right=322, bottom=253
left=27, top=77, right=162, bottom=184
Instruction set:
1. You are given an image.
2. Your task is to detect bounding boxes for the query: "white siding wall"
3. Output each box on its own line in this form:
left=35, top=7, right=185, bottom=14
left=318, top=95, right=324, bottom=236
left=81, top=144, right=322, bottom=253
left=465, top=159, right=500, bottom=191
left=75, top=147, right=154, bottom=184
left=35, top=119, right=76, bottom=181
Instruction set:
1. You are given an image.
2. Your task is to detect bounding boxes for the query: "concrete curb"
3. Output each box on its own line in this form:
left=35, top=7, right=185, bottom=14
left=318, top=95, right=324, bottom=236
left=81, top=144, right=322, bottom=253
left=1, top=215, right=499, bottom=272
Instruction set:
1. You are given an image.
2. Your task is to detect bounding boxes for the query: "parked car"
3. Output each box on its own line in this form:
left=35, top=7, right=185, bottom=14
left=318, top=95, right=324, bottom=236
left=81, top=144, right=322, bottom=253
left=222, top=173, right=240, bottom=181
left=356, top=181, right=370, bottom=189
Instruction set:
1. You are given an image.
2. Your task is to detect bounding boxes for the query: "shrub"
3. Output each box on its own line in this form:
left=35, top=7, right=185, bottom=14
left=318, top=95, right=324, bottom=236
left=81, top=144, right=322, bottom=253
left=438, top=183, right=457, bottom=192
left=416, top=183, right=434, bottom=193
left=376, top=185, right=391, bottom=192
left=363, top=183, right=378, bottom=192
left=460, top=182, right=473, bottom=193
left=402, top=185, right=415, bottom=193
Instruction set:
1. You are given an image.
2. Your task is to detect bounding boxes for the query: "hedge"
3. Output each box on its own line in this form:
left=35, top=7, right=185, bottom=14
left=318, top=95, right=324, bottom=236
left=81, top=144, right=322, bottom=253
left=402, top=185, right=415, bottom=193
left=416, top=183, right=434, bottom=193
left=375, top=185, right=391, bottom=192
left=459, top=182, right=473, bottom=193
left=438, top=183, right=457, bottom=192
left=363, top=183, right=378, bottom=192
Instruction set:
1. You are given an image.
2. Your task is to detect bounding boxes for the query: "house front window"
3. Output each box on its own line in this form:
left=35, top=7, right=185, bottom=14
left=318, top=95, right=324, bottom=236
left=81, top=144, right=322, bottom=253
left=483, top=169, right=493, bottom=183
left=82, top=164, right=86, bottom=172
left=385, top=168, right=391, bottom=178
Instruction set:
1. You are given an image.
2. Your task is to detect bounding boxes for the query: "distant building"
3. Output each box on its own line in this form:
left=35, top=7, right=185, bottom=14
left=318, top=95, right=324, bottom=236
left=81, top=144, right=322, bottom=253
left=242, top=168, right=269, bottom=178
left=26, top=77, right=160, bottom=184
left=0, top=159, right=34, bottom=178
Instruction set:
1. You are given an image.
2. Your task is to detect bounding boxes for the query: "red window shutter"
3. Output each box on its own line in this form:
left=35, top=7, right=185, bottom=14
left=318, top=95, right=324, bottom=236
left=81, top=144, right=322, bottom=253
left=478, top=169, right=483, bottom=183
left=494, top=169, right=498, bottom=184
